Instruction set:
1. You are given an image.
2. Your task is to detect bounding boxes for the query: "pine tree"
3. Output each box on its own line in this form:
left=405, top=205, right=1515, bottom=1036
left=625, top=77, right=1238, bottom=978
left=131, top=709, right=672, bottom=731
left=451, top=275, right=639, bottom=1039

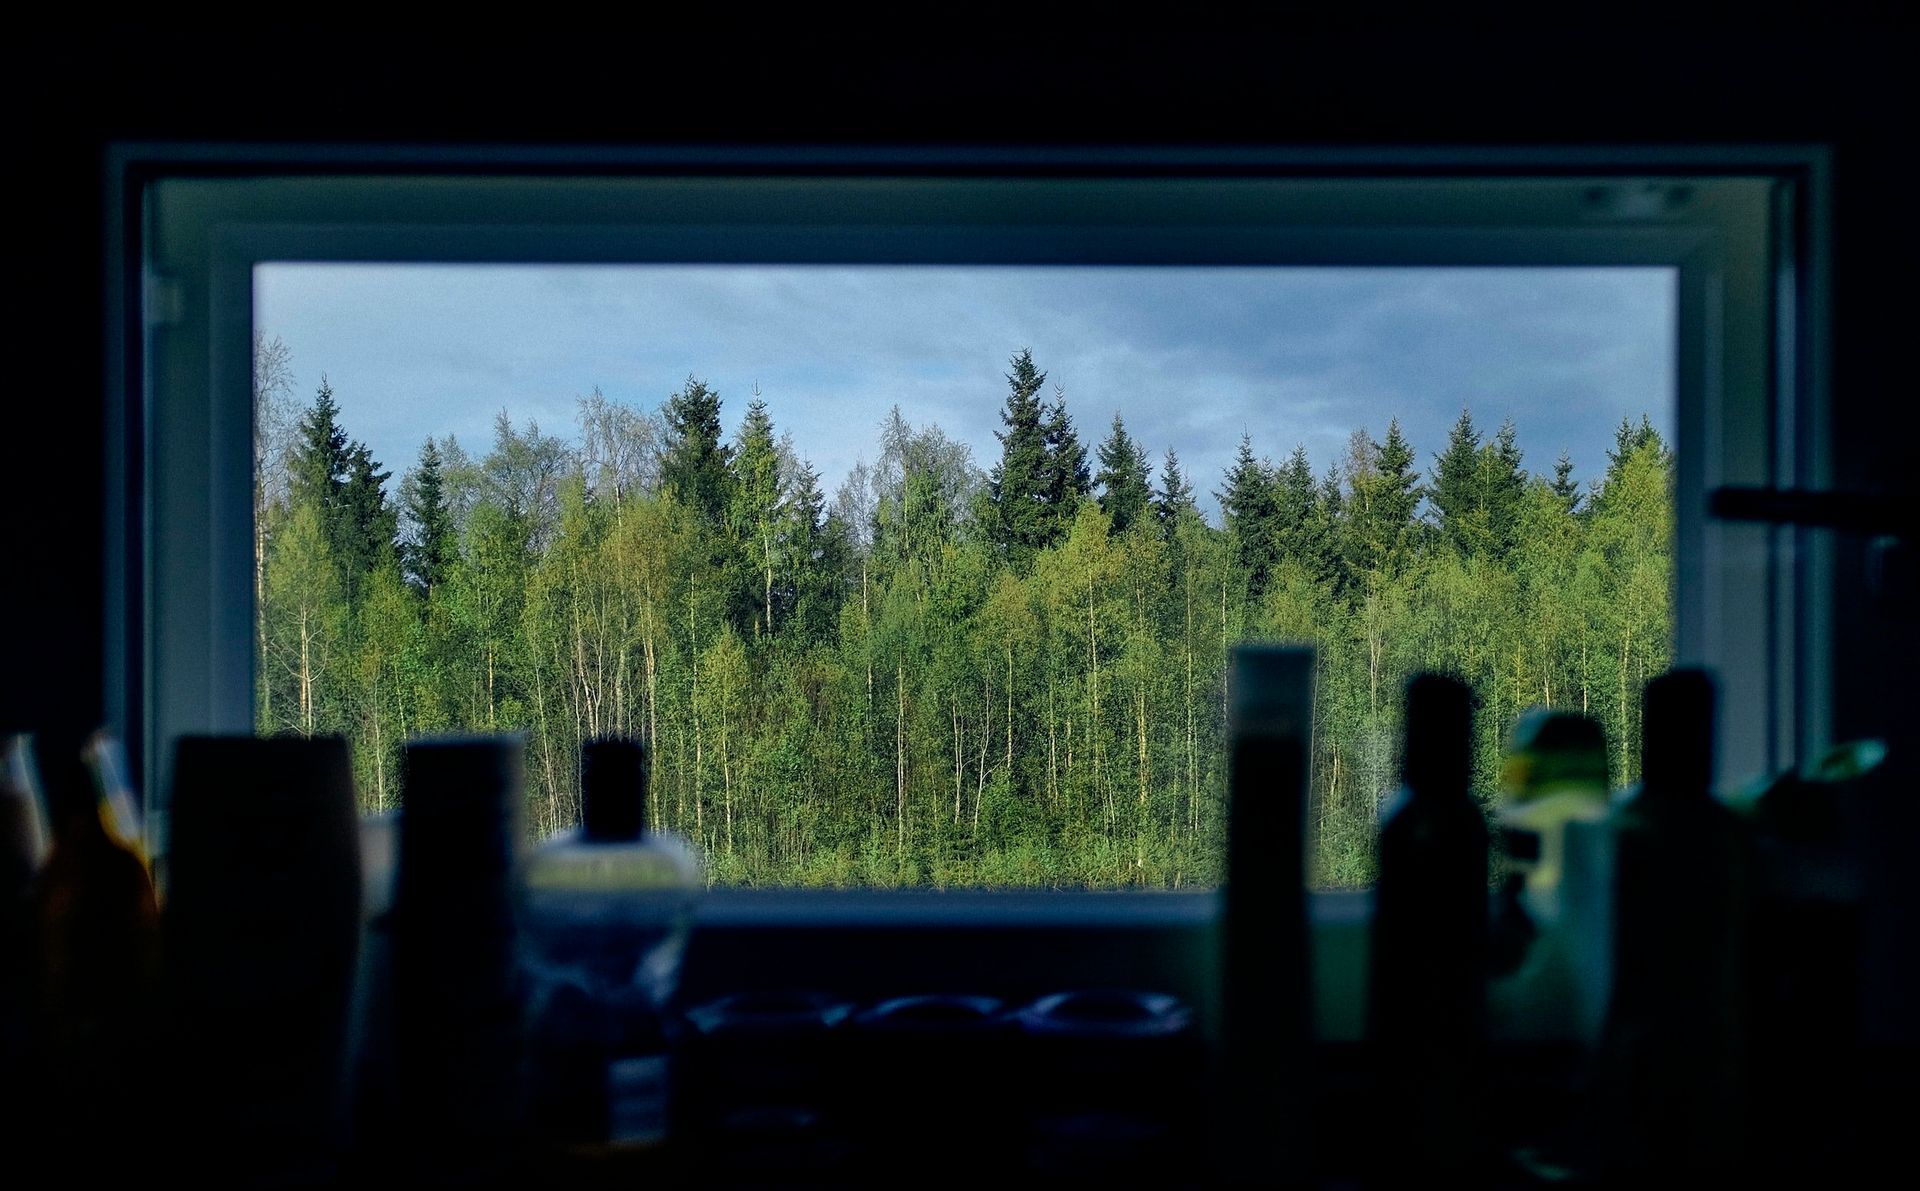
left=1551, top=449, right=1582, bottom=514
left=289, top=377, right=351, bottom=539
left=730, top=394, right=786, bottom=636
left=1218, top=433, right=1280, bottom=599
left=340, top=441, right=397, bottom=582
left=1274, top=444, right=1321, bottom=565
left=1094, top=413, right=1153, bottom=534
left=1155, top=448, right=1197, bottom=531
left=1604, top=413, right=1663, bottom=490
left=402, top=436, right=455, bottom=597
left=1431, top=407, right=1485, bottom=555
left=661, top=375, right=734, bottom=527
left=1375, top=419, right=1421, bottom=569
left=1344, top=420, right=1420, bottom=582
left=289, top=377, right=395, bottom=604
left=785, top=458, right=842, bottom=643
left=1480, top=417, right=1527, bottom=561
left=1041, top=387, right=1091, bottom=539
left=988, top=349, right=1052, bottom=566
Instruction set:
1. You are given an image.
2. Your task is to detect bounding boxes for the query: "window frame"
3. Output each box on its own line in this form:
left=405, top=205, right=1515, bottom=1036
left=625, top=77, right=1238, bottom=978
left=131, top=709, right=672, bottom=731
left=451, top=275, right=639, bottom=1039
left=107, top=147, right=1830, bottom=989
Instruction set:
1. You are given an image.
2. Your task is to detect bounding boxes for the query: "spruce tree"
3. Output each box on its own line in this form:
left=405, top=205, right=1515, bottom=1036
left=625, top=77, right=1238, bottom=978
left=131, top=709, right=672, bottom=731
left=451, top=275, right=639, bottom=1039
left=1040, top=387, right=1091, bottom=537
left=1274, top=443, right=1320, bottom=565
left=339, top=440, right=398, bottom=586
left=1375, top=419, right=1421, bottom=560
left=1344, top=421, right=1420, bottom=581
left=1604, top=413, right=1663, bottom=490
left=661, top=374, right=734, bottom=527
left=1551, top=450, right=1582, bottom=514
left=785, top=458, right=840, bottom=643
left=1094, top=413, right=1153, bottom=534
left=402, top=437, right=454, bottom=598
left=1218, top=433, right=1280, bottom=599
left=1155, top=448, right=1197, bottom=531
left=290, top=377, right=351, bottom=537
left=1479, top=418, right=1526, bottom=560
left=289, top=377, right=395, bottom=604
left=988, top=348, right=1051, bottom=565
left=731, top=395, right=786, bottom=635
left=1431, top=407, right=1485, bottom=555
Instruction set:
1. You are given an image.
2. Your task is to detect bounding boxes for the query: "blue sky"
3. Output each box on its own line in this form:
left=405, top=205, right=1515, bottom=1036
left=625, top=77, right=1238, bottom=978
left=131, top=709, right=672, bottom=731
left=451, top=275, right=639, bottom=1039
left=254, top=264, right=1674, bottom=519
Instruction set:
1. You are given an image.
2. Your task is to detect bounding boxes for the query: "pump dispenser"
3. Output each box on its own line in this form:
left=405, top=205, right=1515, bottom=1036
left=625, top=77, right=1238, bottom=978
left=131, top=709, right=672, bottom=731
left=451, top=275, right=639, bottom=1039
left=523, top=737, right=702, bottom=1148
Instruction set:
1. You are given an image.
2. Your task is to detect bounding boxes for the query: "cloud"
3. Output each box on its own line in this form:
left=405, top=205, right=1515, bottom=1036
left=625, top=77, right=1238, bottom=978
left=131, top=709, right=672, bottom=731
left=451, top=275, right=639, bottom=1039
left=254, top=264, right=1674, bottom=518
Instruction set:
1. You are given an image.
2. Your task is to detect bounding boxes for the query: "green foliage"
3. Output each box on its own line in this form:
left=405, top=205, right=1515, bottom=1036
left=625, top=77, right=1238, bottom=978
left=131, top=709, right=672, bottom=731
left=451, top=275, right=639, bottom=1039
left=400, top=436, right=454, bottom=597
left=660, top=375, right=734, bottom=528
left=1095, top=413, right=1153, bottom=535
left=256, top=363, right=1673, bottom=890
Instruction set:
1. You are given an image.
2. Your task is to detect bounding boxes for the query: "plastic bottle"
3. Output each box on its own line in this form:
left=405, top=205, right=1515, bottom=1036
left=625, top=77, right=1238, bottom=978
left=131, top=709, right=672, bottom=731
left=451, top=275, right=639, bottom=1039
left=1600, top=668, right=1750, bottom=1173
left=1368, top=672, right=1489, bottom=1175
left=522, top=737, right=702, bottom=1149
left=29, top=732, right=162, bottom=1175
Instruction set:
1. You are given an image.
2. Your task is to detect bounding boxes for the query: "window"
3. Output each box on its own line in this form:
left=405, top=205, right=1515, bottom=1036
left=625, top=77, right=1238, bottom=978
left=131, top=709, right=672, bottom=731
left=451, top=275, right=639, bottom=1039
left=250, top=260, right=1675, bottom=891
left=115, top=150, right=1827, bottom=943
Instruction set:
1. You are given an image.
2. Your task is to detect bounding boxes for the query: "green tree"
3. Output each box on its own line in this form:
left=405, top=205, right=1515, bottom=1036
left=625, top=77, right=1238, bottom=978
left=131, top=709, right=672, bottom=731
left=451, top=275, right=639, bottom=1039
left=1041, top=388, right=1092, bottom=536
left=1430, top=407, right=1487, bottom=555
left=1155, top=448, right=1197, bottom=532
left=1551, top=449, right=1582, bottom=514
left=1218, top=434, right=1279, bottom=601
left=261, top=501, right=347, bottom=738
left=400, top=436, right=455, bottom=598
left=987, top=348, right=1052, bottom=567
left=661, top=375, right=734, bottom=528
left=730, top=394, right=787, bottom=636
left=1094, top=413, right=1153, bottom=534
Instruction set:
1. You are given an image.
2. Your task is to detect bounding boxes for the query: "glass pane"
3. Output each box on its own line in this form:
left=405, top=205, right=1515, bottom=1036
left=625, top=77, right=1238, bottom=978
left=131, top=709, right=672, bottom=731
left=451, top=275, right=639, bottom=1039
left=252, top=264, right=1675, bottom=889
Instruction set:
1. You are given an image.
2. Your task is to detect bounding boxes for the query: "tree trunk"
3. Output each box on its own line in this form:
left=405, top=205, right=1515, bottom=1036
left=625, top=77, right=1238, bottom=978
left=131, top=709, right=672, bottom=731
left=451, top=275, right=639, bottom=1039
left=896, top=663, right=908, bottom=858
left=977, top=670, right=990, bottom=832
left=952, top=692, right=962, bottom=826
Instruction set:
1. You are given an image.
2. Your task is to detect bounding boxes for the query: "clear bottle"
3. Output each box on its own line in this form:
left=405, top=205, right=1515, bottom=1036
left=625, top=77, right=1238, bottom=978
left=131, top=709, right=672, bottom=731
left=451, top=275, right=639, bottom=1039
left=2, top=734, right=51, bottom=899
left=2, top=735, right=52, bottom=1101
left=523, top=737, right=702, bottom=1147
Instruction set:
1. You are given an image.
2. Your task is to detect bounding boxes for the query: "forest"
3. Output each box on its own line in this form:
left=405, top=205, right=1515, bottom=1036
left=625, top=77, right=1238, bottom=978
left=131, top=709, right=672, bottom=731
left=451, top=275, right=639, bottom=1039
left=253, top=339, right=1672, bottom=888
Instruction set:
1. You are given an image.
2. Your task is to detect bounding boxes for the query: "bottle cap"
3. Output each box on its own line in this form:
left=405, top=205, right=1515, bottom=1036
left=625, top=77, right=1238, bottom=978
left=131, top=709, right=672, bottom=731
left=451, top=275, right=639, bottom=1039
left=1403, top=673, right=1473, bottom=796
left=581, top=737, right=646, bottom=842
left=1642, top=668, right=1715, bottom=796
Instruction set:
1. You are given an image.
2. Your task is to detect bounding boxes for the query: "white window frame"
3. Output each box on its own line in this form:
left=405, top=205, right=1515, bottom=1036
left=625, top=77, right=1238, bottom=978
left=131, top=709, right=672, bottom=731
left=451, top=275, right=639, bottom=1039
left=107, top=148, right=1830, bottom=1013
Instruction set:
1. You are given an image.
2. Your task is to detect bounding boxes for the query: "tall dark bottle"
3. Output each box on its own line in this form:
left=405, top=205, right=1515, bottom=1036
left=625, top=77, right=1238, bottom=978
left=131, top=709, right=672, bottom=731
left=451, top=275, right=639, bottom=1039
left=1367, top=673, right=1489, bottom=1173
left=1601, top=668, right=1749, bottom=1173
left=29, top=733, right=162, bottom=1171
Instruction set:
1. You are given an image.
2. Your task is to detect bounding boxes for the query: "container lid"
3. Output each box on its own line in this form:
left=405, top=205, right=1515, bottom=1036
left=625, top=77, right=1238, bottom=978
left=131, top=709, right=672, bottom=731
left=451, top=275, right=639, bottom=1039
left=1642, top=668, right=1715, bottom=797
left=581, top=737, right=647, bottom=842
left=1403, top=673, right=1473, bottom=797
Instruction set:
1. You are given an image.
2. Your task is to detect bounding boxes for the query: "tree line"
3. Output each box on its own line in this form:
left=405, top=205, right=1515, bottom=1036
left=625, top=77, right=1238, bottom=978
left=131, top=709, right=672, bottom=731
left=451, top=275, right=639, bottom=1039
left=255, top=339, right=1672, bottom=887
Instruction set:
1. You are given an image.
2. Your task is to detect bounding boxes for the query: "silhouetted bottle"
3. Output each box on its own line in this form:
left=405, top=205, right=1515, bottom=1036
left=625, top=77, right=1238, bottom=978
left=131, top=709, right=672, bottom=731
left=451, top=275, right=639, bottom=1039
left=1368, top=673, right=1489, bottom=1174
left=1, top=735, right=52, bottom=1103
left=1219, top=645, right=1315, bottom=1185
left=2, top=735, right=51, bottom=895
left=1600, top=668, right=1750, bottom=1173
left=390, top=735, right=528, bottom=1179
left=30, top=733, right=161, bottom=1172
left=522, top=737, right=701, bottom=1149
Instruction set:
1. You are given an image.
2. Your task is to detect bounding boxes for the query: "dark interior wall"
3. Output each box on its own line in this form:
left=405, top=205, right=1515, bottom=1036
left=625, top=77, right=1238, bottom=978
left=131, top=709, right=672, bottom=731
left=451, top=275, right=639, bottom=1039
left=6, top=23, right=1915, bottom=1018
